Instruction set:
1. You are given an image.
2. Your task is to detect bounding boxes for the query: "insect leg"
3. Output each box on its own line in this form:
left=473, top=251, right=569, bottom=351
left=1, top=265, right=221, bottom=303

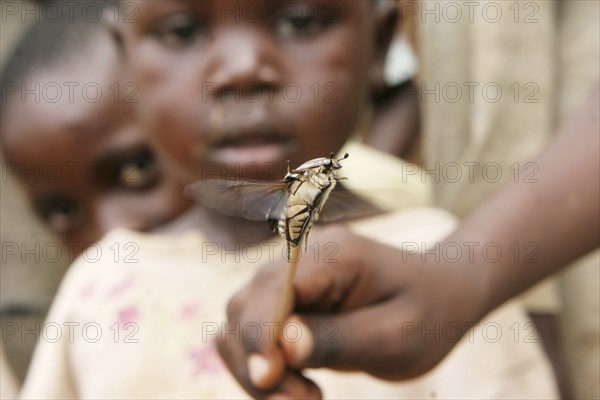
left=291, top=180, right=306, bottom=196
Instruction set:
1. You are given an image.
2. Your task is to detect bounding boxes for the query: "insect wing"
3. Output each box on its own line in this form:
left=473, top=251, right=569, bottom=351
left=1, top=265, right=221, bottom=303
left=185, top=179, right=288, bottom=221
left=318, top=186, right=382, bottom=222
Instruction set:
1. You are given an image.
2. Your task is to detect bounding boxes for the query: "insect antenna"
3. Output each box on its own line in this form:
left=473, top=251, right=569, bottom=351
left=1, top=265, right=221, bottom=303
left=338, top=153, right=350, bottom=162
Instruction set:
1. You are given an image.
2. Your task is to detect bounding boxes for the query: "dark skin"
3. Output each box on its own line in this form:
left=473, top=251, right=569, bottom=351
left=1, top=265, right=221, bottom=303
left=116, top=0, right=396, bottom=248
left=2, top=43, right=191, bottom=256
left=219, top=83, right=600, bottom=398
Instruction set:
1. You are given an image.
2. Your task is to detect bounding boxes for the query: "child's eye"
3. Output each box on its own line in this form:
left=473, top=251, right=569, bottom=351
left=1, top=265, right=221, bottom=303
left=152, top=14, right=206, bottom=48
left=277, top=6, right=331, bottom=38
left=44, top=200, right=79, bottom=235
left=118, top=150, right=159, bottom=190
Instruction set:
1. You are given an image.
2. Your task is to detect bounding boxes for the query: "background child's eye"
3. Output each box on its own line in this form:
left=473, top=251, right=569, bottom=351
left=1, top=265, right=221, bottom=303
left=44, top=200, right=79, bottom=234
left=118, top=150, right=160, bottom=190
left=153, top=14, right=205, bottom=47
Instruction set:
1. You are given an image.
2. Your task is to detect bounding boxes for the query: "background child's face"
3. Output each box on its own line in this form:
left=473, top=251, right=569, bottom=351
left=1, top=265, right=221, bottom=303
left=2, top=56, right=191, bottom=254
left=119, top=0, right=378, bottom=181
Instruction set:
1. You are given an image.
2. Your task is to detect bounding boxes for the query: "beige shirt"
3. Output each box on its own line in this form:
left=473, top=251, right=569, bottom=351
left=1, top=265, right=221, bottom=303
left=1, top=342, right=19, bottom=399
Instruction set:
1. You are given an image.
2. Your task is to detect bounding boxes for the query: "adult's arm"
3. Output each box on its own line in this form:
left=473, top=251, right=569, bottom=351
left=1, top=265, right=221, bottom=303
left=216, top=84, right=599, bottom=399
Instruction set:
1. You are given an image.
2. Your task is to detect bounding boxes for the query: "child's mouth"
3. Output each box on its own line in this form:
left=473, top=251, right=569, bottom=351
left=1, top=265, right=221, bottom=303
left=209, top=131, right=294, bottom=168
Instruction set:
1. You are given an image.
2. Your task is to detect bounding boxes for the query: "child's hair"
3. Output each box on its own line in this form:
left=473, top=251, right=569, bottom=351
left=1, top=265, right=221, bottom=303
left=1, top=1, right=111, bottom=113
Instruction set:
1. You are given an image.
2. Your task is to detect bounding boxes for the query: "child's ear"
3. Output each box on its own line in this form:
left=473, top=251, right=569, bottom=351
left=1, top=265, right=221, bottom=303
left=370, top=1, right=399, bottom=95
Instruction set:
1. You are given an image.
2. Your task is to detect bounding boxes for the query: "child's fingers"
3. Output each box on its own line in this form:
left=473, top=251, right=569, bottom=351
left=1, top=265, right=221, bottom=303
left=245, top=348, right=285, bottom=389
left=218, top=330, right=320, bottom=399
left=280, top=299, right=429, bottom=380
left=216, top=323, right=284, bottom=397
left=220, top=225, right=412, bottom=390
left=267, top=372, right=322, bottom=400
left=223, top=263, right=290, bottom=389
left=293, top=226, right=406, bottom=312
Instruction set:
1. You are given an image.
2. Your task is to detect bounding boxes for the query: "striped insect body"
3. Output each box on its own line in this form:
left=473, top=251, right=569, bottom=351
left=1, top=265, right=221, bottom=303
left=276, top=154, right=348, bottom=256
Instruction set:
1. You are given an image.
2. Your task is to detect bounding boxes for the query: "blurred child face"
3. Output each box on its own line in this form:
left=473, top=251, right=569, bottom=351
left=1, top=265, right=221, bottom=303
left=2, top=40, right=191, bottom=254
left=119, top=0, right=380, bottom=181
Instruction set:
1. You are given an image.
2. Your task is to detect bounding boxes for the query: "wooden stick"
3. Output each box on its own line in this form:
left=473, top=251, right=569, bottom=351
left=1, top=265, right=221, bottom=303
left=274, top=245, right=301, bottom=343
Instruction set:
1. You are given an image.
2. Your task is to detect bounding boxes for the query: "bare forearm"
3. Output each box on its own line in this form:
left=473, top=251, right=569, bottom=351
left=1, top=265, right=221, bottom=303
left=446, top=84, right=599, bottom=314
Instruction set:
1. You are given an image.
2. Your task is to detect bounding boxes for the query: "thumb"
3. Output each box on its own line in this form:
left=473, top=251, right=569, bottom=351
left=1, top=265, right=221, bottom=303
left=278, top=316, right=317, bottom=368
left=280, top=300, right=417, bottom=380
left=246, top=345, right=286, bottom=389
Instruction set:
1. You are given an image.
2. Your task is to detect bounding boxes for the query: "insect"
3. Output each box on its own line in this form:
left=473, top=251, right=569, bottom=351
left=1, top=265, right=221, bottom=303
left=185, top=152, right=375, bottom=259
left=186, top=153, right=377, bottom=340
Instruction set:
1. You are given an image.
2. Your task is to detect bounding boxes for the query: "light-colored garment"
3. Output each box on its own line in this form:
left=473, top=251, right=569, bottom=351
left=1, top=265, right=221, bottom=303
left=1, top=342, right=20, bottom=399
left=20, top=210, right=558, bottom=399
left=20, top=144, right=558, bottom=399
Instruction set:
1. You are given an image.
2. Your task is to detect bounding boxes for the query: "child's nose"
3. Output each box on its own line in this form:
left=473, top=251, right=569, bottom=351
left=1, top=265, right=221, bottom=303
left=207, top=31, right=281, bottom=97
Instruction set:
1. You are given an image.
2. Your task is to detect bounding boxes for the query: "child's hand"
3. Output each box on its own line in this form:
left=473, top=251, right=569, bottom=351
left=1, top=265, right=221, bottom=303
left=216, top=225, right=487, bottom=399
